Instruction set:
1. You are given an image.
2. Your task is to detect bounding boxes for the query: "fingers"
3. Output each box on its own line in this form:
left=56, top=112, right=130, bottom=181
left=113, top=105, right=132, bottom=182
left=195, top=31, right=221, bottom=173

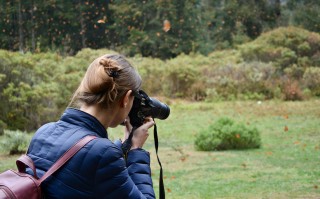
left=130, top=117, right=154, bottom=149
left=123, top=117, right=132, bottom=141
left=141, top=117, right=155, bottom=129
left=124, top=117, right=132, bottom=132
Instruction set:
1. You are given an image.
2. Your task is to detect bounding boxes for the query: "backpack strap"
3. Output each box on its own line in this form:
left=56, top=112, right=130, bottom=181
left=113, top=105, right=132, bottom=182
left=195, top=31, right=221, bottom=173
left=39, top=135, right=97, bottom=184
left=16, top=135, right=97, bottom=183
left=16, top=155, right=39, bottom=179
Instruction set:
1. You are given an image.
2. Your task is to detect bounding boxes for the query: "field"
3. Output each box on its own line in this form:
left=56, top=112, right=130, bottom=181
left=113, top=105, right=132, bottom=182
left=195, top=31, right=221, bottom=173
left=1, top=100, right=320, bottom=198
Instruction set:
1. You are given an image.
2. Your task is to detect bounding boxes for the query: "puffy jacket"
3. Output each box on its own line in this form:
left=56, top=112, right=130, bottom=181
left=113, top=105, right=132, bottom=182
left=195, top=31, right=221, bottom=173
left=27, top=108, right=155, bottom=199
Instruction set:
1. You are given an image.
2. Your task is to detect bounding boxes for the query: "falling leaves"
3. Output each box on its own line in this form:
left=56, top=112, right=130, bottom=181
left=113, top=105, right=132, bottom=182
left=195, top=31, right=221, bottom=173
left=163, top=19, right=171, bottom=32
left=97, top=16, right=107, bottom=24
left=97, top=19, right=105, bottom=24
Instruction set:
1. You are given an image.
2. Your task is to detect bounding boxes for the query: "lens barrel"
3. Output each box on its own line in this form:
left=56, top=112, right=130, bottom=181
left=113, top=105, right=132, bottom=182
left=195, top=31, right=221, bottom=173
left=148, top=98, right=170, bottom=120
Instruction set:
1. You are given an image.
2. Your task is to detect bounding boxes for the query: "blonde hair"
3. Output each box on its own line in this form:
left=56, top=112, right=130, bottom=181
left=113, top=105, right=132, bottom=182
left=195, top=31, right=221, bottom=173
left=69, top=54, right=141, bottom=108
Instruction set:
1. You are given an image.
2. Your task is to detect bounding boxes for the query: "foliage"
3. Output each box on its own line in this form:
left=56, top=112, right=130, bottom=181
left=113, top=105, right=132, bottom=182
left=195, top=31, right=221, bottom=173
left=0, top=130, right=30, bottom=155
left=0, top=120, right=6, bottom=136
left=205, top=61, right=277, bottom=101
left=239, top=27, right=320, bottom=72
left=0, top=50, right=63, bottom=131
left=195, top=117, right=261, bottom=151
left=303, top=67, right=320, bottom=96
left=1, top=26, right=320, bottom=131
left=287, top=0, right=320, bottom=33
left=1, top=1, right=319, bottom=59
left=281, top=79, right=304, bottom=101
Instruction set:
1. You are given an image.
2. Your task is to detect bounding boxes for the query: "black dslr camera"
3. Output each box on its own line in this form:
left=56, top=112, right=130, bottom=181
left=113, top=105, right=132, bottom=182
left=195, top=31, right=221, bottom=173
left=129, top=90, right=170, bottom=128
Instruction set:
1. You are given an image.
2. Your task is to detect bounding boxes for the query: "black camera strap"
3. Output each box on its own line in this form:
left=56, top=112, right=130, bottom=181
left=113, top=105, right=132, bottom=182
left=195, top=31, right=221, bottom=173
left=154, top=123, right=165, bottom=199
left=121, top=124, right=165, bottom=199
left=121, top=128, right=135, bottom=160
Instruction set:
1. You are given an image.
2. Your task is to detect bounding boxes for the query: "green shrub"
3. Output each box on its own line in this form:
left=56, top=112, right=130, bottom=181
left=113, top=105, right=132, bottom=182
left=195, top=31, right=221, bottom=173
left=195, top=117, right=261, bottom=151
left=303, top=67, right=320, bottom=96
left=239, top=27, right=320, bottom=72
left=206, top=62, right=277, bottom=100
left=281, top=79, right=304, bottom=101
left=163, top=54, right=202, bottom=98
left=0, top=130, right=31, bottom=155
left=0, top=120, right=6, bottom=136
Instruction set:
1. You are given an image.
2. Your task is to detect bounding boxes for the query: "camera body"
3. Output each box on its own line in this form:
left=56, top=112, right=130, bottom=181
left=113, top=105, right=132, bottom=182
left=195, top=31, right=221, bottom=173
left=129, top=90, right=170, bottom=128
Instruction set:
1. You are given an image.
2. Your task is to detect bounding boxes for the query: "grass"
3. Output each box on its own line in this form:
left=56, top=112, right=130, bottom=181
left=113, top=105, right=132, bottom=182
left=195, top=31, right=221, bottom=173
left=1, top=100, right=320, bottom=198
left=146, top=99, right=320, bottom=199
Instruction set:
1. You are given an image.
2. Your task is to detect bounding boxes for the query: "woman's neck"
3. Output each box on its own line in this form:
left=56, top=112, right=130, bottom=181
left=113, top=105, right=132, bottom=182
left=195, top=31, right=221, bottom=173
left=80, top=104, right=118, bottom=129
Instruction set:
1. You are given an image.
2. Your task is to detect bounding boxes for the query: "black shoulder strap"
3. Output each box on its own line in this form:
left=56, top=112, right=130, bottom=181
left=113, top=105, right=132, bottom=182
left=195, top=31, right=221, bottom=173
left=154, top=124, right=165, bottom=199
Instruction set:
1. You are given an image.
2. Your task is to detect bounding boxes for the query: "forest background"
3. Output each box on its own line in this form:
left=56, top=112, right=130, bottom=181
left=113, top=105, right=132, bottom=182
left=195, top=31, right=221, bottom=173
left=1, top=0, right=320, bottom=132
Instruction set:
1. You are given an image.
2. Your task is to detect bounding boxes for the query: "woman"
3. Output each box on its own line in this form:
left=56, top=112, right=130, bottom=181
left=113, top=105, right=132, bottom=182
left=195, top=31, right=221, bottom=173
left=27, top=54, right=155, bottom=198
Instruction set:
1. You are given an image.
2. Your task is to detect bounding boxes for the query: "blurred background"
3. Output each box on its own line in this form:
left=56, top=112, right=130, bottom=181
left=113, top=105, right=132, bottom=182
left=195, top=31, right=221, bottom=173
left=1, top=0, right=319, bottom=58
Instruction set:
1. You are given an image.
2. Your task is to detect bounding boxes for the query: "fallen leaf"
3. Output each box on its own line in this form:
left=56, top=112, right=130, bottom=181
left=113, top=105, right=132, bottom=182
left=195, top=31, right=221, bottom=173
left=266, top=151, right=273, bottom=156
left=167, top=188, right=171, bottom=193
left=284, top=125, right=289, bottom=132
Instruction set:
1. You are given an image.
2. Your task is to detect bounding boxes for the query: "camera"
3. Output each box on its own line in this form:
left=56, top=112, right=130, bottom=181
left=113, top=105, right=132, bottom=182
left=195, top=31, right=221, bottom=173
left=128, top=90, right=170, bottom=128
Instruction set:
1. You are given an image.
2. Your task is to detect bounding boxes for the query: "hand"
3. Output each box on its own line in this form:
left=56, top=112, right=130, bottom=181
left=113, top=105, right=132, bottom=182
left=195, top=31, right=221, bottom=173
left=123, top=116, right=132, bottom=142
left=126, top=117, right=154, bottom=150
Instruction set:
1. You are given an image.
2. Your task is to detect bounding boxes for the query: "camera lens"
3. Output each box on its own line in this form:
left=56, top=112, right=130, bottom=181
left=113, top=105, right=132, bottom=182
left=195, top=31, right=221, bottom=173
left=148, top=98, right=170, bottom=120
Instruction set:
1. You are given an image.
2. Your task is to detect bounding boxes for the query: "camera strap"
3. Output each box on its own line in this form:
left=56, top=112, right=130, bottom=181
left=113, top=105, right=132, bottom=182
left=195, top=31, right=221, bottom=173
left=121, top=128, right=135, bottom=160
left=122, top=124, right=165, bottom=199
left=154, top=123, right=165, bottom=199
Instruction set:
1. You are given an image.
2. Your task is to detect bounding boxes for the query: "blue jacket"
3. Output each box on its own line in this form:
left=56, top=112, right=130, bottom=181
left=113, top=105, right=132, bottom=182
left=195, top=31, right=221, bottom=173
left=27, top=108, right=155, bottom=199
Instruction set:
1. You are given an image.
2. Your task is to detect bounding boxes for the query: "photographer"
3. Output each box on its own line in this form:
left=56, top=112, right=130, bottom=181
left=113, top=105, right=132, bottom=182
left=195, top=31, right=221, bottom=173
left=26, top=54, right=156, bottom=198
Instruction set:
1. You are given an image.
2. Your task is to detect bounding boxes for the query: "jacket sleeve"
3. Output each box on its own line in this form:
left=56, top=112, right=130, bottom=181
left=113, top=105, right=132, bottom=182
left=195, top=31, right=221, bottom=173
left=94, top=145, right=155, bottom=199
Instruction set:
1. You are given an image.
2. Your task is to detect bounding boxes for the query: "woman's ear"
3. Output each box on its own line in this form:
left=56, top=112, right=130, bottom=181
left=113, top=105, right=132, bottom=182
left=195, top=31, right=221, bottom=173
left=120, top=90, right=132, bottom=108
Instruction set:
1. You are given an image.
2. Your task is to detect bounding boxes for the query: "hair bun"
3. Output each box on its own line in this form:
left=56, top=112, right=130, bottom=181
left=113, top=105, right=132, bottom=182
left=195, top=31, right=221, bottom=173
left=99, top=58, right=120, bottom=78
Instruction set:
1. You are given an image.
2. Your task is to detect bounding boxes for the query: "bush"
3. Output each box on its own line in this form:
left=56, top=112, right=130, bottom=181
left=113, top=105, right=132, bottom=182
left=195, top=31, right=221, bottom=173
left=0, top=120, right=6, bottom=136
left=195, top=117, right=261, bottom=151
left=0, top=130, right=31, bottom=155
left=282, top=79, right=304, bottom=101
left=303, top=67, right=320, bottom=96
left=239, top=27, right=320, bottom=72
left=206, top=62, right=277, bottom=100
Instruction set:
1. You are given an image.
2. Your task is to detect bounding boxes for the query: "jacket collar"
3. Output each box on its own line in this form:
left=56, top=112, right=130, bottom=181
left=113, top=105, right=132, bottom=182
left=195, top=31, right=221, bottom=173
left=60, top=108, right=108, bottom=138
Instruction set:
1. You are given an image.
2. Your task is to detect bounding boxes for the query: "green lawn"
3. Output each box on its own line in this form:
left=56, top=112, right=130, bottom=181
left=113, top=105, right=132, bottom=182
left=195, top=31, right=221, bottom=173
left=1, top=100, right=320, bottom=198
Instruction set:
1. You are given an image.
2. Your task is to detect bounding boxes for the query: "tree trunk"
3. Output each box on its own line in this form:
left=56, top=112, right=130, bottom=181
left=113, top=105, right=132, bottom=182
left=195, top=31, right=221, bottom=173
left=18, top=0, right=24, bottom=53
left=79, top=1, right=87, bottom=48
left=31, top=0, right=35, bottom=52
